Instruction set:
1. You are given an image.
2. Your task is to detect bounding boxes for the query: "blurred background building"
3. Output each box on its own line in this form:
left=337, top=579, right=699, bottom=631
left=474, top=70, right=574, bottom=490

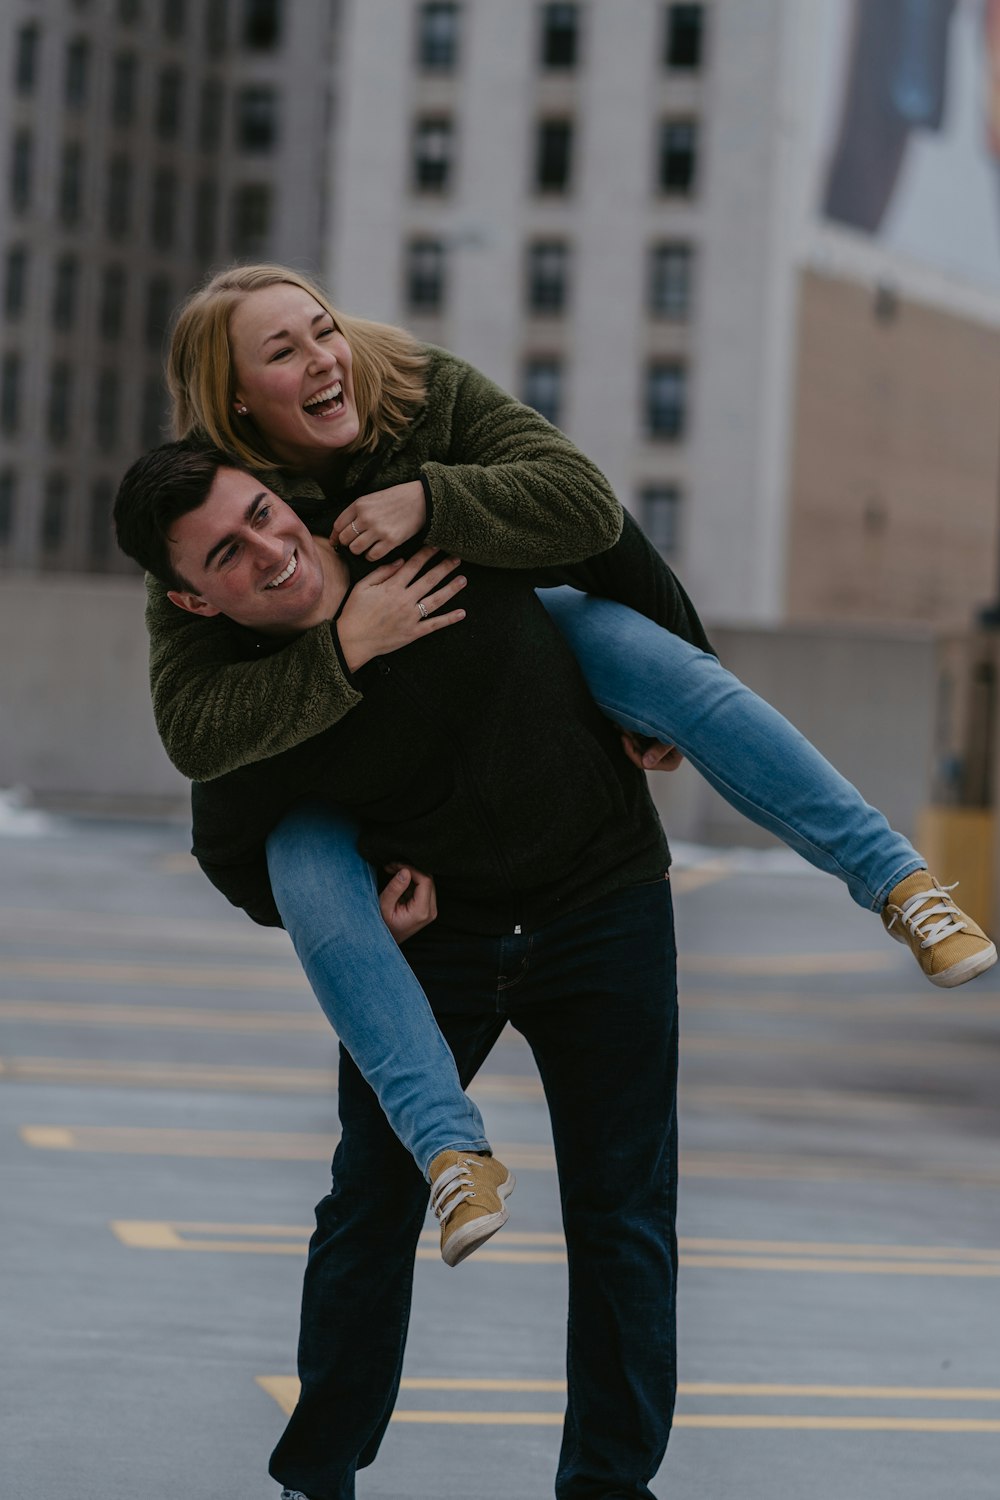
left=4, top=0, right=1000, bottom=913
left=0, top=0, right=332, bottom=574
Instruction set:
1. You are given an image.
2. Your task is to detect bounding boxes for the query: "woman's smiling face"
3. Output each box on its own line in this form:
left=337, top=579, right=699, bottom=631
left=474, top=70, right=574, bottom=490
left=229, top=283, right=362, bottom=471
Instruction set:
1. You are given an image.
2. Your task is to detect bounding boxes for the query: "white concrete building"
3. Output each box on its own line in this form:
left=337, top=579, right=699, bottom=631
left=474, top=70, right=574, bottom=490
left=0, top=0, right=334, bottom=575
left=327, top=0, right=1000, bottom=630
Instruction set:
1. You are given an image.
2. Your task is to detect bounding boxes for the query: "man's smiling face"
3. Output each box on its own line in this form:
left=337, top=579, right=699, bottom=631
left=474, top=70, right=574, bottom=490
left=165, top=467, right=334, bottom=635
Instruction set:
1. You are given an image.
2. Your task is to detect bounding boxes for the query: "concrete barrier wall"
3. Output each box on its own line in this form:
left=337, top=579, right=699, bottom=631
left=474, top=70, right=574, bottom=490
left=0, top=577, right=187, bottom=813
left=0, top=577, right=948, bottom=839
left=641, top=622, right=943, bottom=849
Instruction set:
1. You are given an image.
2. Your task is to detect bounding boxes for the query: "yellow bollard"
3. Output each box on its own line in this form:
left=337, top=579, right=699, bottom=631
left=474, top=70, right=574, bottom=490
left=914, top=807, right=995, bottom=931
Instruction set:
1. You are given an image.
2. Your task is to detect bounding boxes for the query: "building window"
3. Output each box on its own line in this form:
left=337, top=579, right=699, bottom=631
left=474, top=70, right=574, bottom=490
left=52, top=255, right=80, bottom=327
left=59, top=142, right=84, bottom=226
left=42, top=474, right=68, bottom=555
left=0, top=471, right=15, bottom=547
left=646, top=361, right=687, bottom=439
left=405, top=239, right=446, bottom=313
left=232, top=183, right=271, bottom=256
left=89, top=478, right=114, bottom=567
left=526, top=240, right=569, bottom=314
left=106, top=154, right=132, bottom=237
left=243, top=0, right=282, bottom=49
left=194, top=178, right=218, bottom=258
left=15, top=24, right=40, bottom=94
left=665, top=3, right=704, bottom=70
left=200, top=78, right=225, bottom=151
left=540, top=3, right=579, bottom=68
left=146, top=275, right=173, bottom=349
left=534, top=119, right=573, bottom=193
left=1, top=354, right=21, bottom=434
left=11, top=131, right=33, bottom=213
left=141, top=375, right=166, bottom=448
left=65, top=37, right=90, bottom=108
left=658, top=119, right=697, bottom=194
left=418, top=2, right=460, bottom=70
left=205, top=0, right=228, bottom=52
left=523, top=357, right=562, bottom=426
left=156, top=66, right=184, bottom=140
left=99, top=265, right=127, bottom=340
left=95, top=369, right=120, bottom=447
left=111, top=53, right=139, bottom=127
left=151, top=167, right=177, bottom=248
left=413, top=117, right=454, bottom=193
left=648, top=242, right=693, bottom=320
left=48, top=363, right=73, bottom=445
left=4, top=247, right=28, bottom=320
left=162, top=0, right=186, bottom=38
left=237, top=86, right=277, bottom=151
left=640, top=483, right=682, bottom=553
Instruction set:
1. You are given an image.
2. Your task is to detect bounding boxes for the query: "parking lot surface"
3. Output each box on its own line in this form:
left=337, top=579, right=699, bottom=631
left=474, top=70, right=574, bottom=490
left=2, top=813, right=999, bottom=1499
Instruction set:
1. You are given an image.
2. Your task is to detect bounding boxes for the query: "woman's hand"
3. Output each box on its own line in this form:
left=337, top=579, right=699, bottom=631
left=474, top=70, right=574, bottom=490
left=619, top=731, right=685, bottom=773
left=379, top=864, right=438, bottom=944
left=334, top=481, right=428, bottom=561
left=336, top=546, right=467, bottom=672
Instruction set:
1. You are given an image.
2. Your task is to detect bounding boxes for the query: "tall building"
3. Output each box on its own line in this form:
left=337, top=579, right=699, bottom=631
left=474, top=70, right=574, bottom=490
left=0, top=0, right=334, bottom=575
left=326, top=0, right=1000, bottom=630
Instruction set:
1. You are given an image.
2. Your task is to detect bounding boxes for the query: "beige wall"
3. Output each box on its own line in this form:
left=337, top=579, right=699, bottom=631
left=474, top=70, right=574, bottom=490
left=784, top=269, right=1000, bottom=628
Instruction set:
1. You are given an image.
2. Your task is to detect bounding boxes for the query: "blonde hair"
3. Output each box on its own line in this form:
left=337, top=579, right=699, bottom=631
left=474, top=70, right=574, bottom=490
left=166, top=264, right=428, bottom=469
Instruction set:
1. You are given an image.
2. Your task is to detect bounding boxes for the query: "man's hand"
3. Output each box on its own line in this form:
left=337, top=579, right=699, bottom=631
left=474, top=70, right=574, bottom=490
left=379, top=864, right=438, bottom=944
left=334, top=481, right=427, bottom=561
left=337, top=546, right=467, bottom=672
left=620, top=731, right=685, bottom=774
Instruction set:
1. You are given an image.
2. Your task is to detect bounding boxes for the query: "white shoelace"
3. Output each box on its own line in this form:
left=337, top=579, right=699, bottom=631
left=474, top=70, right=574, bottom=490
left=887, top=882, right=967, bottom=950
left=430, top=1159, right=478, bottom=1225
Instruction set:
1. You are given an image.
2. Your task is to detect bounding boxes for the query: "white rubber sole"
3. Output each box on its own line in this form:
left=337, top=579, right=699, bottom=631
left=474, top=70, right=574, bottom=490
left=929, top=943, right=998, bottom=989
left=441, top=1170, right=515, bottom=1268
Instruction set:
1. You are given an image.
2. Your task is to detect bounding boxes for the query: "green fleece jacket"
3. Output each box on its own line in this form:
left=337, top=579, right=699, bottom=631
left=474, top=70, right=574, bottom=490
left=145, top=346, right=624, bottom=781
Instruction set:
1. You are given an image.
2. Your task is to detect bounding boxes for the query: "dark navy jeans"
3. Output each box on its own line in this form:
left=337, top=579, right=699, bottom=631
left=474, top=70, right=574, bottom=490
left=269, top=878, right=679, bottom=1500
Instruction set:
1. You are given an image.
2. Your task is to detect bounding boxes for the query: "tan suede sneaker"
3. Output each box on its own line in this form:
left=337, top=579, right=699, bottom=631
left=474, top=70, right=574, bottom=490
left=882, top=871, right=998, bottom=988
left=428, top=1150, right=515, bottom=1267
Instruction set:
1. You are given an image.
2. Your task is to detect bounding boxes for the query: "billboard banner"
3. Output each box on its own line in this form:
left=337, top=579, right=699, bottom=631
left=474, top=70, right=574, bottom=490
left=820, top=0, right=1000, bottom=289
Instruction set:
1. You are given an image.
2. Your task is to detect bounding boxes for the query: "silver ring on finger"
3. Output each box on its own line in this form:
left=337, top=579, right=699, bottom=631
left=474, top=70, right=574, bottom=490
left=350, top=519, right=361, bottom=538
left=417, top=600, right=428, bottom=620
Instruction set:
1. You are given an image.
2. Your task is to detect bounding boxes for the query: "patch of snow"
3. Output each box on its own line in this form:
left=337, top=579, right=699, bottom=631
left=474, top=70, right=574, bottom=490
left=0, top=788, right=60, bottom=838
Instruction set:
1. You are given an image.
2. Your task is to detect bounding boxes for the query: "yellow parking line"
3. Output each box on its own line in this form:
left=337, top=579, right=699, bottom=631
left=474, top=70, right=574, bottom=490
left=23, top=1127, right=1000, bottom=1189
left=255, top=1377, right=1000, bottom=1430
left=1, top=1057, right=337, bottom=1091
left=0, top=958, right=307, bottom=991
left=681, top=952, right=898, bottom=976
left=684, top=989, right=1000, bottom=1020
left=0, top=1000, right=327, bottom=1033
left=0, top=1052, right=546, bottom=1099
left=682, top=1034, right=990, bottom=1066
left=110, top=1221, right=1000, bottom=1276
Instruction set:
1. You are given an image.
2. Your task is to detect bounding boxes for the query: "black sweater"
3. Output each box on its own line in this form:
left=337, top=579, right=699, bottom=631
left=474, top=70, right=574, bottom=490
left=192, top=510, right=714, bottom=932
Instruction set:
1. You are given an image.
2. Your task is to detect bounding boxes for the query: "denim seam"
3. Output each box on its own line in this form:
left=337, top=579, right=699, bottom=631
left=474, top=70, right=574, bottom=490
left=598, top=693, right=911, bottom=912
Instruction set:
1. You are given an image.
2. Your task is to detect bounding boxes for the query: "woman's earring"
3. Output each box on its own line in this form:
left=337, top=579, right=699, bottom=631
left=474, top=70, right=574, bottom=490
left=235, top=404, right=248, bottom=416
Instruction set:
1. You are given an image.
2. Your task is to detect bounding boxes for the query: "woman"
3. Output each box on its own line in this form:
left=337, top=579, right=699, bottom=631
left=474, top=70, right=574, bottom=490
left=142, top=264, right=995, bottom=1212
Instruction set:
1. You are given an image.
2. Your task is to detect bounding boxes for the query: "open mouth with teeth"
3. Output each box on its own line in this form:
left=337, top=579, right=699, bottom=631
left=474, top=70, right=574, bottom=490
left=303, top=381, right=344, bottom=418
left=266, top=552, right=298, bottom=589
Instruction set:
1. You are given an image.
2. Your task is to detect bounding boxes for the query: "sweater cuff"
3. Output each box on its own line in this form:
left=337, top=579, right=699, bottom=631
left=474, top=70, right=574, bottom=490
left=329, top=608, right=359, bottom=687
left=417, top=470, right=434, bottom=541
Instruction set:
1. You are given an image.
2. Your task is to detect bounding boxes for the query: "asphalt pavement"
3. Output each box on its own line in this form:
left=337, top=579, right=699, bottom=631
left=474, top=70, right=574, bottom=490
left=2, top=811, right=999, bottom=1500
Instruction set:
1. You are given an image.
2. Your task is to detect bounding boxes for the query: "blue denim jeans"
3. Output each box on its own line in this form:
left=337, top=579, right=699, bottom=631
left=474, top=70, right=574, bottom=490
left=266, top=592, right=925, bottom=1174
left=539, top=587, right=924, bottom=910
left=266, top=804, right=489, bottom=1177
left=269, top=879, right=679, bottom=1500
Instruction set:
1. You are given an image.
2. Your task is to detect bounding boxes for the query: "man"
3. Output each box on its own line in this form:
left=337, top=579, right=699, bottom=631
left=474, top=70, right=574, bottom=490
left=114, top=440, right=713, bottom=1500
